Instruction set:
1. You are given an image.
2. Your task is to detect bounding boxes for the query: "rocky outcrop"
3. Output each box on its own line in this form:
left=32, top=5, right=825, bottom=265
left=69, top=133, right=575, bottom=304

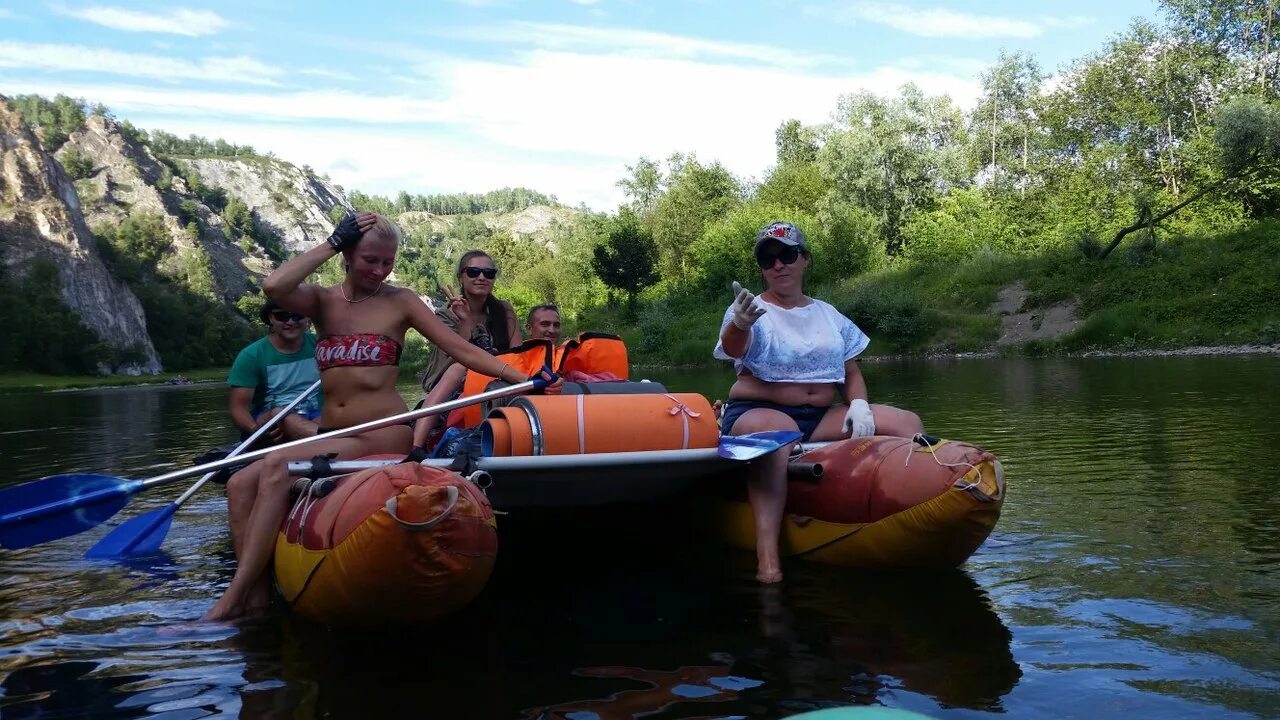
left=395, top=205, right=579, bottom=251
left=493, top=205, right=578, bottom=249
left=180, top=157, right=345, bottom=253
left=60, top=116, right=267, bottom=300
left=0, top=97, right=161, bottom=374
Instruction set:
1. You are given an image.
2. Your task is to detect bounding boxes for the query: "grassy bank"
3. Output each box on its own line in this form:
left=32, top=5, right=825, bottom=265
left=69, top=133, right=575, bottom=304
left=582, top=220, right=1280, bottom=366
left=0, top=367, right=229, bottom=392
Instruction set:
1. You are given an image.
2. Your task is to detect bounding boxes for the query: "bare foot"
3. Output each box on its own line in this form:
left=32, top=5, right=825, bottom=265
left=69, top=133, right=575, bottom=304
left=202, top=593, right=245, bottom=622
left=756, top=569, right=783, bottom=584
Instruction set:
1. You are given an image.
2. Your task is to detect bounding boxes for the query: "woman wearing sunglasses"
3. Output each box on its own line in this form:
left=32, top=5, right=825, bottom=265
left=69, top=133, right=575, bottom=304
left=226, top=300, right=322, bottom=444
left=206, top=216, right=542, bottom=622
left=714, top=221, right=924, bottom=584
left=414, top=250, right=522, bottom=447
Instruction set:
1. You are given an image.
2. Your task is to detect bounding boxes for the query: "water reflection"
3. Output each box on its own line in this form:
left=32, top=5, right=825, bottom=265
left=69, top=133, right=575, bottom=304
left=689, top=566, right=1018, bottom=718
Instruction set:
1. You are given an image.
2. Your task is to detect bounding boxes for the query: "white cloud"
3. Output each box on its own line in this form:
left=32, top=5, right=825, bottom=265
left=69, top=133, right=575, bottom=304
left=123, top=116, right=618, bottom=208
left=808, top=2, right=1043, bottom=39
left=569, top=0, right=603, bottom=5
left=447, top=22, right=840, bottom=70
left=299, top=67, right=359, bottom=82
left=415, top=50, right=979, bottom=164
left=1042, top=15, right=1095, bottom=30
left=0, top=42, right=282, bottom=85
left=54, top=5, right=230, bottom=37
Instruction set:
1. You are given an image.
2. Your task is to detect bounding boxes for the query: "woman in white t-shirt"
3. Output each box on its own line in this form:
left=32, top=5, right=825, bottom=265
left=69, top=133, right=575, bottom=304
left=714, top=221, right=924, bottom=583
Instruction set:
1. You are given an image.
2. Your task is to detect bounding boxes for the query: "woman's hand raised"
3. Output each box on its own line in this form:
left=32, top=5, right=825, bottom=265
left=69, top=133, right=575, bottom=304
left=730, top=281, right=766, bottom=331
left=326, top=212, right=378, bottom=252
left=442, top=285, right=473, bottom=329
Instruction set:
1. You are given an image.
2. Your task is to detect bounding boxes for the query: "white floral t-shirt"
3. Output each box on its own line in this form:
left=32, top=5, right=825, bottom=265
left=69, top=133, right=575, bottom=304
left=713, top=297, right=869, bottom=383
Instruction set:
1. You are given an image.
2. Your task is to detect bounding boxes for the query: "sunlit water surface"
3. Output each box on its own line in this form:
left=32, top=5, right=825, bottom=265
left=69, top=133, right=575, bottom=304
left=1, top=355, right=1278, bottom=718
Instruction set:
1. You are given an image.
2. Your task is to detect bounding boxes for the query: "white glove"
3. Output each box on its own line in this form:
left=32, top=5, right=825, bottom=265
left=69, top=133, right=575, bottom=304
left=843, top=399, right=875, bottom=437
left=730, top=281, right=766, bottom=331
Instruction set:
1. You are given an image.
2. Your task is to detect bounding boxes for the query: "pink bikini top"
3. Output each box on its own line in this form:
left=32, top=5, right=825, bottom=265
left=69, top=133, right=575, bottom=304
left=315, top=334, right=402, bottom=371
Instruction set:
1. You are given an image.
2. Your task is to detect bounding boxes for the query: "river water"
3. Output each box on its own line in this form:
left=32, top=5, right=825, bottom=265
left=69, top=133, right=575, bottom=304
left=1, top=355, right=1278, bottom=718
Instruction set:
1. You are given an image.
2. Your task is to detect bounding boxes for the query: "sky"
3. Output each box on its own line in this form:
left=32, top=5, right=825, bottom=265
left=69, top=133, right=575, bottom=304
left=0, top=0, right=1163, bottom=210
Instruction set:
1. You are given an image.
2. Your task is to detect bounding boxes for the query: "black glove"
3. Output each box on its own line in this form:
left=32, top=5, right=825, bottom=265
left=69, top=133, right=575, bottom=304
left=326, top=213, right=363, bottom=252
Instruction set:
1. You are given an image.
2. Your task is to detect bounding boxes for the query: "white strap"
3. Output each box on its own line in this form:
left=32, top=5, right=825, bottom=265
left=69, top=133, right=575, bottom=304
left=662, top=393, right=701, bottom=449
left=576, top=393, right=586, bottom=454
left=384, top=485, right=458, bottom=531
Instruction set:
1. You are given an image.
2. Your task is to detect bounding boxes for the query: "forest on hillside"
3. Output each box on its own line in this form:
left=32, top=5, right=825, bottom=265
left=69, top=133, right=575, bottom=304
left=2, top=0, right=1278, bottom=375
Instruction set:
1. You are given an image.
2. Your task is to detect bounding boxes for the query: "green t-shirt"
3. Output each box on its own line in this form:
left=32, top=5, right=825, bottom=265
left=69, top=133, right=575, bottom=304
left=227, top=334, right=322, bottom=416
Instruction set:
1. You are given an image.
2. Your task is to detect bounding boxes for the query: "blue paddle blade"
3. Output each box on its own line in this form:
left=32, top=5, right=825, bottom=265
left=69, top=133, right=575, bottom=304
left=0, top=473, right=139, bottom=550
left=85, top=503, right=177, bottom=558
left=717, top=430, right=804, bottom=460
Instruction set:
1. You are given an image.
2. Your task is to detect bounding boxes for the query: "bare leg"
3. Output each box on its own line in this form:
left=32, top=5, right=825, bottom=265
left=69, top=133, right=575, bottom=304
left=870, top=404, right=924, bottom=437
left=206, top=453, right=292, bottom=621
left=812, top=403, right=924, bottom=441
left=730, top=408, right=799, bottom=584
left=223, top=464, right=269, bottom=611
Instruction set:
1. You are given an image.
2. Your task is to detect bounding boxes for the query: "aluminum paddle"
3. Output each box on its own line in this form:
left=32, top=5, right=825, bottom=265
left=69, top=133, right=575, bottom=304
left=85, top=378, right=323, bottom=558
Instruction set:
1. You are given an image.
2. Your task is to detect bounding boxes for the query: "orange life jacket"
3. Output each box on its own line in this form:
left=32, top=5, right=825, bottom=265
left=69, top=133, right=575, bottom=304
left=448, top=333, right=629, bottom=430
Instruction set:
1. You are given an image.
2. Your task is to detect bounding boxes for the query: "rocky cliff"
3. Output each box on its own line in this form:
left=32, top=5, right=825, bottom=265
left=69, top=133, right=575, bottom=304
left=180, top=157, right=346, bottom=254
left=0, top=97, right=161, bottom=374
left=60, top=115, right=268, bottom=300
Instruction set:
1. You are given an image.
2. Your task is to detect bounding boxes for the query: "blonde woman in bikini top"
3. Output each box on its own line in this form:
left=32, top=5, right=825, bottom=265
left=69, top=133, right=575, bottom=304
left=205, top=212, right=542, bottom=621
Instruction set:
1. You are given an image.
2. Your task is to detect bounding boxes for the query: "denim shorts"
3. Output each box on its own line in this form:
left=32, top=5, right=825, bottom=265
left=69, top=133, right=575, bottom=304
left=719, top=400, right=828, bottom=442
left=255, top=408, right=322, bottom=423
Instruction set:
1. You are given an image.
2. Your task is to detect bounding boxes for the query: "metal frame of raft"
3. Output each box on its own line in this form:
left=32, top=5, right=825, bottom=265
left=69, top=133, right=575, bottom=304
left=286, top=443, right=814, bottom=509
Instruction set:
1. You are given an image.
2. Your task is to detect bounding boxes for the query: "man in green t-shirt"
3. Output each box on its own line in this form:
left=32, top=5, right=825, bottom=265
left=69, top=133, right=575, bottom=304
left=227, top=300, right=323, bottom=443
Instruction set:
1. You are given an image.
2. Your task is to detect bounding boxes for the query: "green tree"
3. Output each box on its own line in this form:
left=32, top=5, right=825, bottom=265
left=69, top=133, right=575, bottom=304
left=775, top=119, right=819, bottom=166
left=113, top=213, right=173, bottom=267
left=0, top=260, right=103, bottom=374
left=971, top=51, right=1044, bottom=194
left=818, top=84, right=967, bottom=255
left=1100, top=95, right=1280, bottom=256
left=60, top=149, right=95, bottom=179
left=1163, top=0, right=1280, bottom=92
left=651, top=154, right=742, bottom=280
left=177, top=246, right=216, bottom=297
left=757, top=163, right=827, bottom=215
left=11, top=94, right=88, bottom=149
left=616, top=157, right=663, bottom=217
left=592, top=209, right=658, bottom=311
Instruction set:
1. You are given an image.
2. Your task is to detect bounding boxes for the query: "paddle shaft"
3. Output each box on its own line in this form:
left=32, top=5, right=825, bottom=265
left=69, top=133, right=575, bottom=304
left=173, top=379, right=323, bottom=507
left=284, top=431, right=805, bottom=475
left=123, top=380, right=540, bottom=493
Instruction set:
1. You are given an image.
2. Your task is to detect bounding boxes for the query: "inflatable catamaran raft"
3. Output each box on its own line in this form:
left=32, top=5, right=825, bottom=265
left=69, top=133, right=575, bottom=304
left=273, top=391, right=1005, bottom=625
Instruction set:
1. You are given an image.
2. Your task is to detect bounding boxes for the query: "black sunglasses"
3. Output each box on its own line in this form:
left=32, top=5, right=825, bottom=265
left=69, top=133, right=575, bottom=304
left=756, top=245, right=801, bottom=269
left=270, top=310, right=305, bottom=322
left=463, top=267, right=498, bottom=279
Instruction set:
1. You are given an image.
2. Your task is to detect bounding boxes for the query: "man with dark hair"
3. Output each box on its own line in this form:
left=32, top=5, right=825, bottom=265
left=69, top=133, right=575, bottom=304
left=226, top=299, right=322, bottom=443
left=526, top=304, right=562, bottom=343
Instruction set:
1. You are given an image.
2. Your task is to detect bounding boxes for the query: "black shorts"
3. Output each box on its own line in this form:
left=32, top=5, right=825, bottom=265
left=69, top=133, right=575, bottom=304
left=719, top=400, right=827, bottom=442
